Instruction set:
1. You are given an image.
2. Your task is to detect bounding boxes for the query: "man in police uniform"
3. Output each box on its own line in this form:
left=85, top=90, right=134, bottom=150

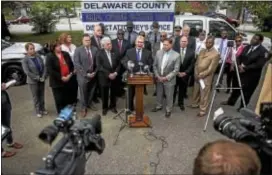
left=147, top=22, right=161, bottom=47
left=124, top=21, right=138, bottom=45
left=170, top=26, right=182, bottom=45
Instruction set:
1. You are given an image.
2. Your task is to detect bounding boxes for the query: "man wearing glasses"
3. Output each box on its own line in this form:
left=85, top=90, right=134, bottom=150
left=112, top=29, right=132, bottom=97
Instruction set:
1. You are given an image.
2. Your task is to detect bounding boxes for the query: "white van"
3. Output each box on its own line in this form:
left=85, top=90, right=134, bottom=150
left=175, top=15, right=271, bottom=51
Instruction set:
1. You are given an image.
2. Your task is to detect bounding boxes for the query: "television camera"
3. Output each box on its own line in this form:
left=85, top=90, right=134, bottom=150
left=213, top=102, right=272, bottom=175
left=35, top=105, right=105, bottom=175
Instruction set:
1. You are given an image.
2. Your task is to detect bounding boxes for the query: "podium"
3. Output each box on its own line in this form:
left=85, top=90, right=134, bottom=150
left=127, top=74, right=153, bottom=128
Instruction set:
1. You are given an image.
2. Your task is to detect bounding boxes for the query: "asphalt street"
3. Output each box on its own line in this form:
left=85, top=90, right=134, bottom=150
left=2, top=80, right=243, bottom=175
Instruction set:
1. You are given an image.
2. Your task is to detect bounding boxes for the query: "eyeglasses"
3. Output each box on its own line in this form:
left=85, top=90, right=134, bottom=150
left=161, top=35, right=166, bottom=37
left=117, top=33, right=124, bottom=35
left=236, top=40, right=242, bottom=42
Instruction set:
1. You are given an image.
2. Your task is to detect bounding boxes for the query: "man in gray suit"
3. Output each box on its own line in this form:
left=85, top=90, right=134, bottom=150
left=124, top=21, right=138, bottom=45
left=22, top=43, right=47, bottom=117
left=74, top=34, right=98, bottom=117
left=152, top=38, right=180, bottom=118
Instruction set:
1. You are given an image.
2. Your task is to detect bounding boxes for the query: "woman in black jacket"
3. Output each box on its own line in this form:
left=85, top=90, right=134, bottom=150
left=46, top=41, right=78, bottom=114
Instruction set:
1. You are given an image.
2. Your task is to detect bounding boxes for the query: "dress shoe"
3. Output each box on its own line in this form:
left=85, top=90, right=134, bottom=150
left=102, top=109, right=108, bottom=116
left=165, top=112, right=171, bottom=118
left=184, top=94, right=188, bottom=99
left=179, top=105, right=185, bottom=111
left=197, top=113, right=205, bottom=117
left=111, top=108, right=118, bottom=114
left=237, top=107, right=242, bottom=112
left=220, top=101, right=229, bottom=105
left=81, top=109, right=87, bottom=118
left=151, top=107, right=162, bottom=112
left=93, top=99, right=100, bottom=103
left=88, top=105, right=98, bottom=111
left=153, top=92, right=156, bottom=96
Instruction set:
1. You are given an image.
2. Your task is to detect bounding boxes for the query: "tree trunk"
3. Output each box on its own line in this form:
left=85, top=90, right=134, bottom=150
left=1, top=13, right=11, bottom=39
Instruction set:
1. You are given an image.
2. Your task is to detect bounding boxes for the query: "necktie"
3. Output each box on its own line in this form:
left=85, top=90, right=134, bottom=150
left=196, top=42, right=201, bottom=53
left=161, top=52, right=168, bottom=75
left=107, top=51, right=112, bottom=66
left=154, top=33, right=157, bottom=43
left=118, top=40, right=122, bottom=53
left=247, top=46, right=253, bottom=55
left=180, top=48, right=185, bottom=63
left=136, top=49, right=141, bottom=61
left=87, top=49, right=93, bottom=71
left=97, top=37, right=101, bottom=48
left=219, top=39, right=224, bottom=53
left=128, top=33, right=131, bottom=44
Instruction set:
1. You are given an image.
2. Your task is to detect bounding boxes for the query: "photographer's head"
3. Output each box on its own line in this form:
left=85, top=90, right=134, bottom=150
left=193, top=139, right=261, bottom=175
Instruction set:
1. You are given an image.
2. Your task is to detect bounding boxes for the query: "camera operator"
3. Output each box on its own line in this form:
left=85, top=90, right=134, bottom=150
left=193, top=139, right=261, bottom=175
left=1, top=83, right=23, bottom=158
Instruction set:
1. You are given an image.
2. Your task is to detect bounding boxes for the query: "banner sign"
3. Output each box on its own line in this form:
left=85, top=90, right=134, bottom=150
left=81, top=0, right=175, bottom=35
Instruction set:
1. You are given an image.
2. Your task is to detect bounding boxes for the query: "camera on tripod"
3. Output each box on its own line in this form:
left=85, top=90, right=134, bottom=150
left=213, top=102, right=272, bottom=175
left=35, top=105, right=105, bottom=175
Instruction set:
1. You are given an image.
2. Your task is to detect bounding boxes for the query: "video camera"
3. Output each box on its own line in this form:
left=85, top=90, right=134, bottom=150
left=35, top=105, right=105, bottom=175
left=213, top=102, right=272, bottom=175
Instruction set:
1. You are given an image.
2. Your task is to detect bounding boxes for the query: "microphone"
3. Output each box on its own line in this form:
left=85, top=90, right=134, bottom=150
left=138, top=62, right=144, bottom=74
left=144, top=65, right=150, bottom=74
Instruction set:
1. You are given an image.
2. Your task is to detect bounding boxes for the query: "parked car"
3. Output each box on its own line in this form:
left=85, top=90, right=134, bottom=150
left=203, top=12, right=240, bottom=27
left=9, top=16, right=30, bottom=24
left=1, top=39, right=47, bottom=85
left=174, top=15, right=271, bottom=51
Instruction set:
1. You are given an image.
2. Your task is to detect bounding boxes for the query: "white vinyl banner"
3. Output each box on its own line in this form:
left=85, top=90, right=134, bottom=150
left=81, top=0, right=175, bottom=34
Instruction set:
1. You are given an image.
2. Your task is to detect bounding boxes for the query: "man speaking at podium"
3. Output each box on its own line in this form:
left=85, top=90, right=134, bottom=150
left=122, top=36, right=153, bottom=112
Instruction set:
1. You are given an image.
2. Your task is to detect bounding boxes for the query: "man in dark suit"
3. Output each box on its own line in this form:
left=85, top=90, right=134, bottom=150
left=122, top=36, right=153, bottom=112
left=91, top=24, right=103, bottom=50
left=174, top=24, right=196, bottom=52
left=74, top=34, right=98, bottom=117
left=112, top=29, right=131, bottom=97
left=1, top=83, right=23, bottom=158
left=96, top=37, right=120, bottom=116
left=132, top=31, right=152, bottom=51
left=173, top=36, right=195, bottom=110
left=221, top=34, right=269, bottom=110
left=91, top=24, right=103, bottom=103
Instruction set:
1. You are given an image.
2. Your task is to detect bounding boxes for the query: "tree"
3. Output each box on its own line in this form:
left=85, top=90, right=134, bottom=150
left=29, top=2, right=57, bottom=34
left=1, top=1, right=31, bottom=38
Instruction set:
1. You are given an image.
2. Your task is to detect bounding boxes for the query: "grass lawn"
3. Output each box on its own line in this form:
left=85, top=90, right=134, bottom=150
left=256, top=32, right=272, bottom=39
left=10, top=31, right=84, bottom=46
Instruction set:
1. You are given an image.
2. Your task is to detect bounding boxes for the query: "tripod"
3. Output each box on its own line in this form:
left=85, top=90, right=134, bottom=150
left=203, top=44, right=246, bottom=131
left=112, top=82, right=131, bottom=145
